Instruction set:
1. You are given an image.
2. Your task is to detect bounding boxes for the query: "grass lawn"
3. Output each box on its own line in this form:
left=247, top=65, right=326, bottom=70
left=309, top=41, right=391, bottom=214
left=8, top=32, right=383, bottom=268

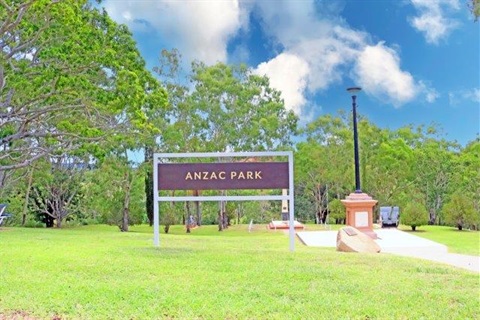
left=398, top=224, right=480, bottom=255
left=0, top=224, right=478, bottom=320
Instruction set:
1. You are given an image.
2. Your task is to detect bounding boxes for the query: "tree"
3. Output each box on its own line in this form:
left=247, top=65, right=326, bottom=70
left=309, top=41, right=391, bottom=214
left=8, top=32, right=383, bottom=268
left=82, top=156, right=145, bottom=231
left=149, top=54, right=298, bottom=230
left=328, top=199, right=345, bottom=224
left=470, top=0, right=480, bottom=20
left=412, top=129, right=458, bottom=225
left=196, top=62, right=297, bottom=150
left=363, top=126, right=416, bottom=206
left=401, top=201, right=429, bottom=231
left=0, top=0, right=166, bottom=183
left=450, top=139, right=480, bottom=227
left=1, top=1, right=167, bottom=229
left=297, top=114, right=352, bottom=222
left=29, top=156, right=86, bottom=228
left=443, top=192, right=477, bottom=230
left=190, top=62, right=298, bottom=230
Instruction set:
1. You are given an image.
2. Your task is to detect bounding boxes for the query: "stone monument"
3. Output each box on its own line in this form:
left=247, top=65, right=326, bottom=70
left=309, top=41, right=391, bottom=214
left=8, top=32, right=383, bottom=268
left=341, top=192, right=378, bottom=239
left=336, top=226, right=381, bottom=253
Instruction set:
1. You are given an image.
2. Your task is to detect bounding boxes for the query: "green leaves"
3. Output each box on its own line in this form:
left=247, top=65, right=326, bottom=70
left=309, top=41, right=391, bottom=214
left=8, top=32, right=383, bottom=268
left=1, top=0, right=167, bottom=172
left=154, top=55, right=298, bottom=153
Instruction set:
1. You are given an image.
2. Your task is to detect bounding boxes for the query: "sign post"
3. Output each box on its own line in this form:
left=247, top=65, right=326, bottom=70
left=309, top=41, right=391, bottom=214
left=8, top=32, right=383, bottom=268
left=153, top=151, right=295, bottom=251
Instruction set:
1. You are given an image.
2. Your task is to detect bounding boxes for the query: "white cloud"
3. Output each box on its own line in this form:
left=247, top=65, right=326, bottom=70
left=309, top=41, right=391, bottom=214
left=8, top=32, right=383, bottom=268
left=103, top=0, right=246, bottom=65
left=424, top=87, right=440, bottom=103
left=250, top=1, right=370, bottom=115
left=409, top=0, right=460, bottom=44
left=450, top=88, right=480, bottom=105
left=102, top=0, right=434, bottom=116
left=254, top=53, right=309, bottom=115
left=465, top=88, right=480, bottom=103
left=352, top=43, right=419, bottom=106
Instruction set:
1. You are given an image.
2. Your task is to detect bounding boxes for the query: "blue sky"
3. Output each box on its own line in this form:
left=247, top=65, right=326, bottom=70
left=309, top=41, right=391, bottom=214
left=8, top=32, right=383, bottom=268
left=101, top=0, right=479, bottom=146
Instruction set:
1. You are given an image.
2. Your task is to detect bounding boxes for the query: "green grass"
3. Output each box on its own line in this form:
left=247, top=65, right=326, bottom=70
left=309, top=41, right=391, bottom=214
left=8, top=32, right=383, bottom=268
left=0, top=224, right=478, bottom=320
left=398, top=224, right=480, bottom=255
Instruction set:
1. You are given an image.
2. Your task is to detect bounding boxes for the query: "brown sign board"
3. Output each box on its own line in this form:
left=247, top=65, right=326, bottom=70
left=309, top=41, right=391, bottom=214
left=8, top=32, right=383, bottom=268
left=158, top=162, right=289, bottom=190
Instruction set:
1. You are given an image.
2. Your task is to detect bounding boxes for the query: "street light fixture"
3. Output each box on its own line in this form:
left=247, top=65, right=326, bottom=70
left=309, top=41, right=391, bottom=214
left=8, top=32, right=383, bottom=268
left=347, top=87, right=362, bottom=193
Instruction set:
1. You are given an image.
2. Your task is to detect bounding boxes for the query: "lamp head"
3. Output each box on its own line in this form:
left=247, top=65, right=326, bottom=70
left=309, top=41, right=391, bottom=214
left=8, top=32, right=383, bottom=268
left=346, top=87, right=362, bottom=96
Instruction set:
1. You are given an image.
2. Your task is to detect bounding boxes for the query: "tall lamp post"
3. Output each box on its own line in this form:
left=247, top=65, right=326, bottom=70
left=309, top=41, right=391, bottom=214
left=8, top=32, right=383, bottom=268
left=341, top=86, right=378, bottom=239
left=347, top=87, right=362, bottom=193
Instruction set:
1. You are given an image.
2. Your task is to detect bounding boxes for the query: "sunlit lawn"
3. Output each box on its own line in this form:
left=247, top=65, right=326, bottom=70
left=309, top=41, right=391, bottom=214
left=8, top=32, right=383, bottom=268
left=0, top=224, right=478, bottom=319
left=398, top=224, right=480, bottom=255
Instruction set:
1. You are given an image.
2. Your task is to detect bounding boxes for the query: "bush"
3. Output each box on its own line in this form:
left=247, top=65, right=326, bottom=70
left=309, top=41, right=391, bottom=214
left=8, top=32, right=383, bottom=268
left=24, top=220, right=45, bottom=228
left=329, top=199, right=345, bottom=224
left=402, top=202, right=429, bottom=231
left=162, top=207, right=179, bottom=234
left=442, top=193, right=477, bottom=231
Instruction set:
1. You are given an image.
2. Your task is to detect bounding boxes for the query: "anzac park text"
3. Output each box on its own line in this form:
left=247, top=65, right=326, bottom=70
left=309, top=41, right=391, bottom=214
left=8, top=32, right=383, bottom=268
left=184, top=170, right=263, bottom=181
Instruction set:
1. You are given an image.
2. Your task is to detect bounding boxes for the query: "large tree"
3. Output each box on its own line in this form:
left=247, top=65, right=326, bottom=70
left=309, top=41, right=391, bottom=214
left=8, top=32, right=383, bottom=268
left=147, top=52, right=298, bottom=229
left=297, top=113, right=359, bottom=222
left=1, top=1, right=167, bottom=229
left=0, top=0, right=166, bottom=182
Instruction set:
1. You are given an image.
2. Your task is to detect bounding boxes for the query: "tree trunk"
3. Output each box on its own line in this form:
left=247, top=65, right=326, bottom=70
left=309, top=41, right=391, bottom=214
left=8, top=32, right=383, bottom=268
left=185, top=201, right=191, bottom=233
left=218, top=210, right=223, bottom=231
left=145, top=146, right=154, bottom=226
left=22, top=167, right=34, bottom=226
left=411, top=225, right=416, bottom=231
left=121, top=173, right=132, bottom=232
left=0, top=170, right=5, bottom=190
left=194, top=190, right=201, bottom=226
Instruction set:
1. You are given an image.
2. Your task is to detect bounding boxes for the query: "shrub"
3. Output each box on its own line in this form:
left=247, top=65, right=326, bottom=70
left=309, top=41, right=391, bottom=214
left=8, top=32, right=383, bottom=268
left=329, top=199, right=345, bottom=224
left=24, top=220, right=45, bottom=228
left=402, top=202, right=429, bottom=231
left=162, top=207, right=178, bottom=234
left=442, top=193, right=477, bottom=231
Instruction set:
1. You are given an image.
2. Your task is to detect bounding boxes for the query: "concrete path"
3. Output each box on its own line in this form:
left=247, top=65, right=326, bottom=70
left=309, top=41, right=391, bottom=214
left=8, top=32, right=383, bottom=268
left=297, top=228, right=480, bottom=273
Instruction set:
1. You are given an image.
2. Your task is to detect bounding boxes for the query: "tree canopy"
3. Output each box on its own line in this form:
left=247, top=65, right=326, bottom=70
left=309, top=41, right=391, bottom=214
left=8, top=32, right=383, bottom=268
left=0, top=0, right=167, bottom=175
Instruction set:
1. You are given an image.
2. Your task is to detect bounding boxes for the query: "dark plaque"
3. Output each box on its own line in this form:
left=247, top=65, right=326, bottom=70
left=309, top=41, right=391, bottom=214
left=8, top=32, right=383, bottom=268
left=158, top=162, right=289, bottom=190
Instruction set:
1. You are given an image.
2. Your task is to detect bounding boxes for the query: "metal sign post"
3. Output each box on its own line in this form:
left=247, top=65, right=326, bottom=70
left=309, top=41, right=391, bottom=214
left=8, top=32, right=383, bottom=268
left=153, top=151, right=295, bottom=251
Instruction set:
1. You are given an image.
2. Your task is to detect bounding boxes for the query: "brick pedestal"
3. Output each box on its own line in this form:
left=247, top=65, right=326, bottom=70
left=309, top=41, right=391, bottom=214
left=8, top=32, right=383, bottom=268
left=341, top=192, right=378, bottom=239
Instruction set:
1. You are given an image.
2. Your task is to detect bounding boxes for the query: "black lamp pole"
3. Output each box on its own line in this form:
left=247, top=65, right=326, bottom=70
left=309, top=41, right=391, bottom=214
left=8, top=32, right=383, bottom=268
left=347, top=87, right=362, bottom=193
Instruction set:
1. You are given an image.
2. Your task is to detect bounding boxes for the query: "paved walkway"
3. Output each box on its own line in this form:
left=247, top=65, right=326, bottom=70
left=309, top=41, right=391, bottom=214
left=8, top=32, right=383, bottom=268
left=297, top=228, right=480, bottom=273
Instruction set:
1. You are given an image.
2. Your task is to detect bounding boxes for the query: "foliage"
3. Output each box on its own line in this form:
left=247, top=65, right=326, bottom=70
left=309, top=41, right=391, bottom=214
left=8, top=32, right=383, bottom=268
left=146, top=50, right=298, bottom=227
left=82, top=157, right=145, bottom=230
left=161, top=205, right=179, bottom=234
left=295, top=113, right=475, bottom=228
left=296, top=114, right=352, bottom=221
left=470, top=0, right=480, bottom=20
left=0, top=0, right=167, bottom=179
left=29, top=157, right=86, bottom=228
left=442, top=192, right=478, bottom=230
left=450, top=139, right=480, bottom=223
left=0, top=225, right=478, bottom=319
left=402, top=201, right=429, bottom=231
left=328, top=198, right=345, bottom=223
